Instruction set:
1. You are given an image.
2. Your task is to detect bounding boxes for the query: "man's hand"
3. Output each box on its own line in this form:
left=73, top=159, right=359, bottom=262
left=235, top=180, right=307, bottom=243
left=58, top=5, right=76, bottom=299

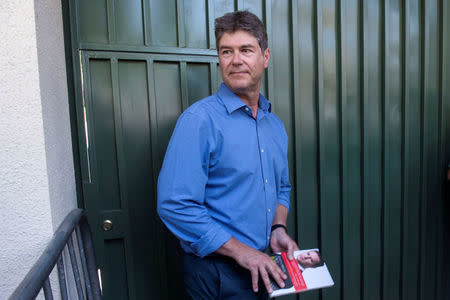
left=270, top=226, right=299, bottom=260
left=270, top=204, right=299, bottom=260
left=216, top=237, right=287, bottom=293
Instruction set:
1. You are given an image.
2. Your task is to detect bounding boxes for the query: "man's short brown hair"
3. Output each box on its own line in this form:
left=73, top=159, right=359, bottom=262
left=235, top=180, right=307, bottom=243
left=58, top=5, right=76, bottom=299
left=214, top=10, right=268, bottom=52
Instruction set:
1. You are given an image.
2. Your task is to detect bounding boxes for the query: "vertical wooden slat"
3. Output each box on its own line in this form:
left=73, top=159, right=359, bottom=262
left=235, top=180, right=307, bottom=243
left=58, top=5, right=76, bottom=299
left=209, top=62, right=217, bottom=94
left=295, top=0, right=320, bottom=252
left=176, top=0, right=186, bottom=47
left=362, top=0, right=383, bottom=299
left=340, top=0, right=362, bottom=299
left=146, top=58, right=170, bottom=300
left=290, top=0, right=301, bottom=257
left=111, top=58, right=138, bottom=300
left=270, top=3, right=296, bottom=272
left=111, top=58, right=126, bottom=209
left=106, top=0, right=116, bottom=44
left=435, top=0, right=445, bottom=297
left=440, top=1, right=450, bottom=296
left=143, top=0, right=151, bottom=46
left=317, top=1, right=341, bottom=300
left=207, top=0, right=215, bottom=49
left=294, top=2, right=320, bottom=300
left=264, top=0, right=274, bottom=106
left=180, top=61, right=189, bottom=111
left=383, top=0, right=403, bottom=299
left=402, top=0, right=421, bottom=299
left=421, top=0, right=440, bottom=299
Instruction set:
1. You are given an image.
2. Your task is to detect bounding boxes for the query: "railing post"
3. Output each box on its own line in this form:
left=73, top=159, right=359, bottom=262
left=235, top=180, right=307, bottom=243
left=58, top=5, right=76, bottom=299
left=9, top=209, right=102, bottom=300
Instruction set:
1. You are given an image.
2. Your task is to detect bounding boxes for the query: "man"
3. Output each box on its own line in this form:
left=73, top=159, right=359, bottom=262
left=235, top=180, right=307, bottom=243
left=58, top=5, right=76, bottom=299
left=157, top=11, right=298, bottom=299
left=296, top=250, right=324, bottom=270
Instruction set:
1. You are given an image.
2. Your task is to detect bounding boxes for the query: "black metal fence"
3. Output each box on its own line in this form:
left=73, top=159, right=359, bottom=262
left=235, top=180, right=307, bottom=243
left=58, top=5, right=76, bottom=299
left=9, top=209, right=101, bottom=300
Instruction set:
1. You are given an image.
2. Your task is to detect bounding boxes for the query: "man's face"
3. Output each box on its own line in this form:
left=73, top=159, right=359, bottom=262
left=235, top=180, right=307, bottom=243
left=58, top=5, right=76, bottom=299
left=297, top=251, right=321, bottom=268
left=217, top=30, right=270, bottom=96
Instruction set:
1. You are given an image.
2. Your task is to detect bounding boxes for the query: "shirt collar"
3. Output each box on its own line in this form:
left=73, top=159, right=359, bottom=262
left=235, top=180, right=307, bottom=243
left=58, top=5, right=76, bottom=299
left=217, top=83, right=272, bottom=114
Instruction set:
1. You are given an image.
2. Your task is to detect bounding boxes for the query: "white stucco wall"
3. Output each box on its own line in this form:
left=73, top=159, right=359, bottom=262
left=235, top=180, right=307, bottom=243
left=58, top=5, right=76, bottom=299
left=35, top=0, right=77, bottom=228
left=0, top=0, right=77, bottom=298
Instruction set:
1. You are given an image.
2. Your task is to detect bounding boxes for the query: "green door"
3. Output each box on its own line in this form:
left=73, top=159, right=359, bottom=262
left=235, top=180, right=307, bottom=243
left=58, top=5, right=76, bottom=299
left=78, top=52, right=218, bottom=299
left=67, top=0, right=450, bottom=299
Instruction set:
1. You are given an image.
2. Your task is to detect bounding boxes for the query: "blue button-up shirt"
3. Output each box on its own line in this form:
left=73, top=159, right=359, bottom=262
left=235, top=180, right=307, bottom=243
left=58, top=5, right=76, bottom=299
left=157, top=83, right=291, bottom=258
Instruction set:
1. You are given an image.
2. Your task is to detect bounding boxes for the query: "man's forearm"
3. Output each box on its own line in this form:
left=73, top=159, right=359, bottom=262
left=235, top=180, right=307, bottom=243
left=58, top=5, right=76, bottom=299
left=215, top=236, right=248, bottom=259
left=272, top=204, right=289, bottom=226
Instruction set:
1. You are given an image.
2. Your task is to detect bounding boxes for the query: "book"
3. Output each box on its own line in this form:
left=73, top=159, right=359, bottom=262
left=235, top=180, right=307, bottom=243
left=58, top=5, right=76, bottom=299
left=269, top=249, right=334, bottom=298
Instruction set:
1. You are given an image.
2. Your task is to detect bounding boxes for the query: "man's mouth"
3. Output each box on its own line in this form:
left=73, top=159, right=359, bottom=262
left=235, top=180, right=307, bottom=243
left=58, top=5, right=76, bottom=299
left=229, top=71, right=248, bottom=75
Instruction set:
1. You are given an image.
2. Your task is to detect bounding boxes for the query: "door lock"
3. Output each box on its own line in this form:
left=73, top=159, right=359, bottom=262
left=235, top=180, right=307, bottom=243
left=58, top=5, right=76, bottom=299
left=101, top=220, right=113, bottom=231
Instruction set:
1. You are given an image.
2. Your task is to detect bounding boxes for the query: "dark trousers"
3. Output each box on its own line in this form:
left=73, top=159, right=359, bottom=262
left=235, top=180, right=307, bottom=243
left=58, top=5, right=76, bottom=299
left=183, top=253, right=269, bottom=300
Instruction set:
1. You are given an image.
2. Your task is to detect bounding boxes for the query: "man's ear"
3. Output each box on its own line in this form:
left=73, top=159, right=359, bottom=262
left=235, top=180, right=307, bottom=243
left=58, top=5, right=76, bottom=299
left=263, top=48, right=270, bottom=69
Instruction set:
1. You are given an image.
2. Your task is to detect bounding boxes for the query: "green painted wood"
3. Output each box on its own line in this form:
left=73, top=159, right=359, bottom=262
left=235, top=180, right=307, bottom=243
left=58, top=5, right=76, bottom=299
left=402, top=1, right=421, bottom=299
left=184, top=0, right=208, bottom=48
left=340, top=1, right=362, bottom=299
left=362, top=1, right=383, bottom=300
left=187, top=63, right=211, bottom=105
left=440, top=1, right=450, bottom=298
left=66, top=1, right=450, bottom=299
left=149, top=0, right=178, bottom=46
left=383, top=0, right=402, bottom=299
left=270, top=0, right=294, bottom=218
left=293, top=2, right=321, bottom=300
left=77, top=0, right=108, bottom=44
left=114, top=0, right=144, bottom=45
left=317, top=2, right=342, bottom=300
left=421, top=1, right=440, bottom=299
left=270, top=3, right=295, bottom=300
left=102, top=239, right=129, bottom=300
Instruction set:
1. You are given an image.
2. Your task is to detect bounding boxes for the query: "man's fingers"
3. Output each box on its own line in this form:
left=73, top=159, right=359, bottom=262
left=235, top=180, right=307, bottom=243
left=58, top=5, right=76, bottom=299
left=266, top=264, right=286, bottom=290
left=250, top=268, right=259, bottom=292
left=287, top=241, right=295, bottom=260
left=259, top=266, right=274, bottom=293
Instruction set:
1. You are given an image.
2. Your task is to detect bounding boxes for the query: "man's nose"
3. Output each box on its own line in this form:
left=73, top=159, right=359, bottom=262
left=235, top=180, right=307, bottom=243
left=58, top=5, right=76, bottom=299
left=231, top=52, right=242, bottom=64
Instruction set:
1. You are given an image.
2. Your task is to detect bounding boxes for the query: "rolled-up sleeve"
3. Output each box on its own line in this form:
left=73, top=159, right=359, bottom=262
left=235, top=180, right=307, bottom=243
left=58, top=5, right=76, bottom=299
left=277, top=127, right=291, bottom=211
left=157, top=112, right=231, bottom=257
left=277, top=162, right=291, bottom=210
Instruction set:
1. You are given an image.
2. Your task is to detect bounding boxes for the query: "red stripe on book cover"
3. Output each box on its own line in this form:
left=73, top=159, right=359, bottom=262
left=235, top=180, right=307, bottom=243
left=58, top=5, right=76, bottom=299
left=281, top=252, right=307, bottom=291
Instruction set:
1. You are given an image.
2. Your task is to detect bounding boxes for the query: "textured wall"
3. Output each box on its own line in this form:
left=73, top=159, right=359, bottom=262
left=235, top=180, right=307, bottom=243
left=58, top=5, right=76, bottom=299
left=0, top=0, right=54, bottom=297
left=0, top=0, right=76, bottom=298
left=35, top=0, right=77, bottom=228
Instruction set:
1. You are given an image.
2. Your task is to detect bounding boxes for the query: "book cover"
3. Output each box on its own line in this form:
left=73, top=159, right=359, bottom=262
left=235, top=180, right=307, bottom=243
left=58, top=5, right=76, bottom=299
left=269, top=249, right=334, bottom=298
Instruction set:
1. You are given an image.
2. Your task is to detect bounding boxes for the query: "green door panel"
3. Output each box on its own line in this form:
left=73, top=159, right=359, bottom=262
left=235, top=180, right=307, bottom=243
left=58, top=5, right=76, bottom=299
left=79, top=52, right=217, bottom=299
left=186, top=63, right=212, bottom=106
left=77, top=0, right=108, bottom=44
left=183, top=0, right=208, bottom=48
left=148, top=0, right=178, bottom=46
left=114, top=1, right=145, bottom=45
left=67, top=0, right=450, bottom=299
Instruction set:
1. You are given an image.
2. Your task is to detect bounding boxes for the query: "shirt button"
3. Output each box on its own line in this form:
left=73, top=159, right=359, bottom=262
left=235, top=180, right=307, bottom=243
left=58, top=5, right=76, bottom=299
left=268, top=236, right=270, bottom=240
left=268, top=209, right=271, bottom=213
left=245, top=107, right=249, bottom=111
left=261, top=149, right=264, bottom=153
left=265, top=179, right=268, bottom=183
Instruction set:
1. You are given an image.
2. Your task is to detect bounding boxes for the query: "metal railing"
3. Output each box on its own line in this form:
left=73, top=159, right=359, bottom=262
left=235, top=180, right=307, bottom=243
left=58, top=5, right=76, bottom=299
left=9, top=209, right=102, bottom=300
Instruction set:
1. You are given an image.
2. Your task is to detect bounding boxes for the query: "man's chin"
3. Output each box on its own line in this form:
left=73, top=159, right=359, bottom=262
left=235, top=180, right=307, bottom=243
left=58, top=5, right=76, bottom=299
left=225, top=82, right=252, bottom=94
